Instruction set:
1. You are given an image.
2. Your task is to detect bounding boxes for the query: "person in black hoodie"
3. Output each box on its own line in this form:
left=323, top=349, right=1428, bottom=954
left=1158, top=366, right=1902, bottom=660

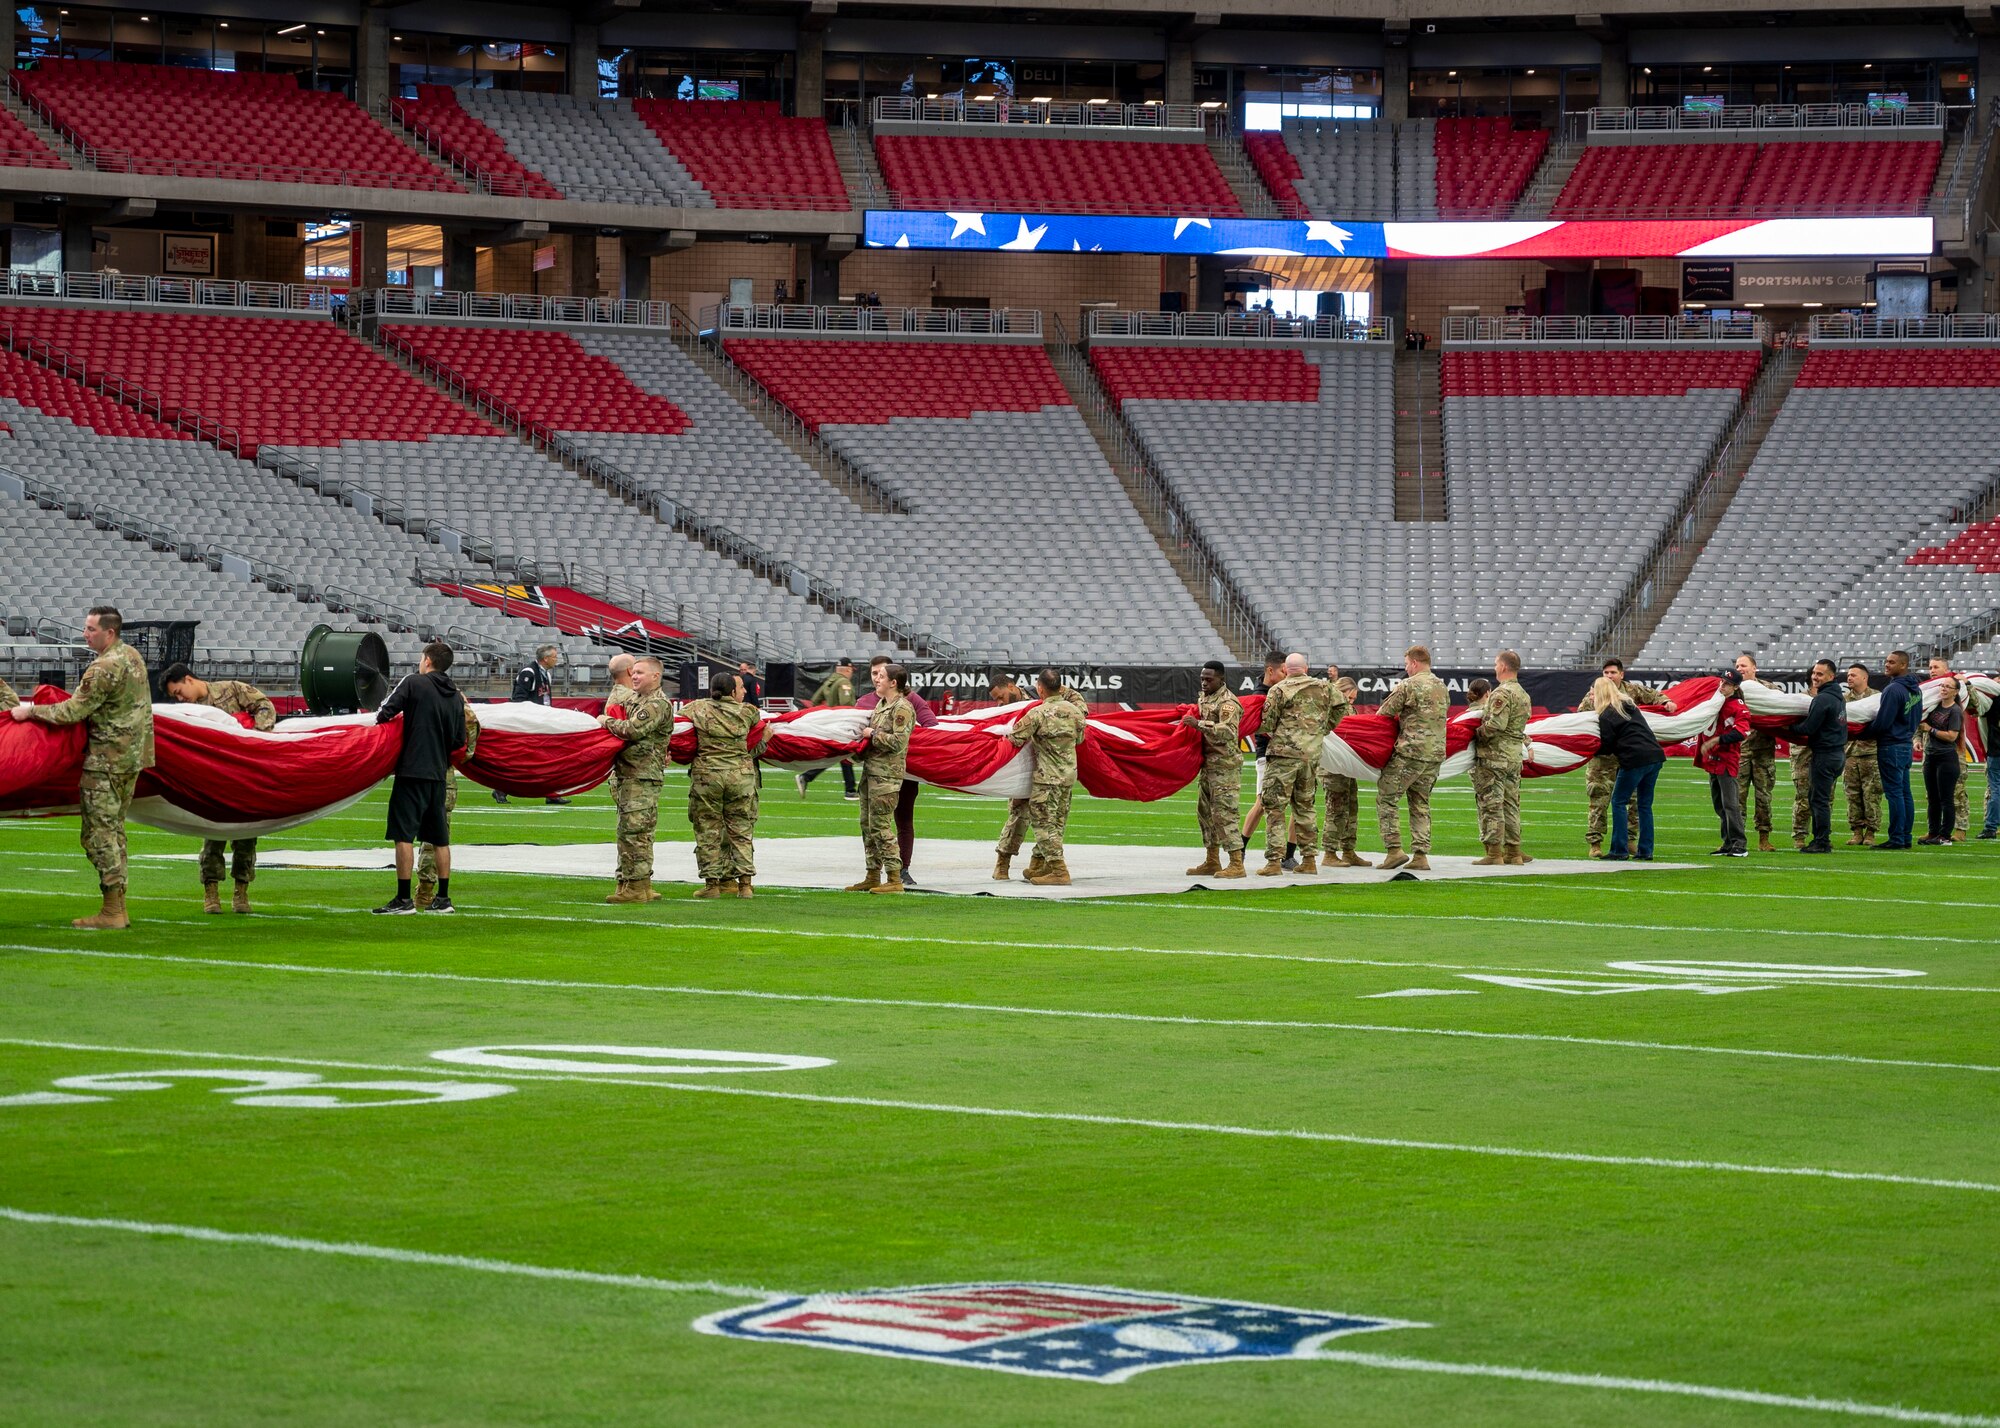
left=1590, top=675, right=1666, bottom=861
left=1789, top=658, right=1849, bottom=854
left=1863, top=649, right=1925, bottom=850
left=373, top=641, right=469, bottom=915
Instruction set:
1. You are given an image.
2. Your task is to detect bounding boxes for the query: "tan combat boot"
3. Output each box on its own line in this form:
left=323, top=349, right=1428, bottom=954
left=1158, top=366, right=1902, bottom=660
left=870, top=872, right=905, bottom=894
left=1758, top=834, right=1775, bottom=852
left=605, top=881, right=645, bottom=904
left=1504, top=845, right=1532, bottom=865
left=202, top=882, right=223, bottom=915
left=1027, top=858, right=1071, bottom=886
left=1844, top=833, right=1865, bottom=846
left=1295, top=852, right=1318, bottom=875
left=1024, top=854, right=1049, bottom=881
left=717, top=878, right=740, bottom=896
left=694, top=880, right=723, bottom=899
left=1342, top=847, right=1373, bottom=868
left=1587, top=841, right=1604, bottom=859
left=845, top=868, right=881, bottom=892
left=637, top=882, right=661, bottom=903
left=1186, top=847, right=1221, bottom=876
left=736, top=877, right=754, bottom=899
left=1472, top=842, right=1505, bottom=866
left=1255, top=857, right=1285, bottom=876
left=73, top=886, right=128, bottom=931
left=993, top=855, right=1012, bottom=881
left=1215, top=849, right=1246, bottom=879
left=1408, top=853, right=1431, bottom=871
left=232, top=882, right=252, bottom=914
left=1379, top=849, right=1410, bottom=870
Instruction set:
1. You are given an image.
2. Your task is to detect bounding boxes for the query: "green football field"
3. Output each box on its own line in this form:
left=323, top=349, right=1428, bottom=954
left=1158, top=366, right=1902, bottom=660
left=2, top=761, right=1995, bottom=1427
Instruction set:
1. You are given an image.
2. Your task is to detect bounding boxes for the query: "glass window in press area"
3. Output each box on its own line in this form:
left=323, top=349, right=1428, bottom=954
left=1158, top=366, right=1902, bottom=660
left=1241, top=68, right=1381, bottom=129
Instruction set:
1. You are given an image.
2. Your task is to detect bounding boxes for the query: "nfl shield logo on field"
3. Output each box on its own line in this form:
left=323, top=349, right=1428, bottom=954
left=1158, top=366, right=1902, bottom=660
left=693, top=1281, right=1423, bottom=1382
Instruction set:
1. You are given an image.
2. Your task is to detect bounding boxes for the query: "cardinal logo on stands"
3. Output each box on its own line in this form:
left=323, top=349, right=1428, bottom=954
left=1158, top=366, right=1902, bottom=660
left=693, top=1282, right=1421, bottom=1382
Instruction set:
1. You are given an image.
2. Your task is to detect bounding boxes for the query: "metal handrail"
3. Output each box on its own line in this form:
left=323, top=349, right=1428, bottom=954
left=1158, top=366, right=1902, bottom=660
left=1589, top=102, right=1949, bottom=132
left=715, top=302, right=1043, bottom=337
left=0, top=271, right=333, bottom=311
left=1446, top=315, right=1767, bottom=344
left=359, top=288, right=674, bottom=329
left=1809, top=313, right=2000, bottom=341
left=872, top=95, right=1217, bottom=134
left=1089, top=310, right=1391, bottom=342
left=0, top=322, right=246, bottom=454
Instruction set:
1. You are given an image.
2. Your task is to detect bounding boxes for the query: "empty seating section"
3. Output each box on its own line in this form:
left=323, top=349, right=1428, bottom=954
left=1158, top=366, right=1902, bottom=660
left=873, top=134, right=1242, bottom=216
left=1273, top=118, right=1434, bottom=219
left=1434, top=118, right=1547, bottom=218
left=0, top=310, right=493, bottom=455
left=15, top=60, right=455, bottom=190
left=1641, top=348, right=2000, bottom=668
left=0, top=346, right=184, bottom=439
left=1091, top=347, right=1319, bottom=403
left=1442, top=349, right=1761, bottom=398
left=389, top=327, right=692, bottom=435
left=0, top=103, right=65, bottom=169
left=393, top=85, right=563, bottom=199
left=456, top=90, right=711, bottom=205
left=633, top=100, right=848, bottom=210
left=564, top=332, right=1223, bottom=659
left=723, top=340, right=1072, bottom=428
left=1112, top=344, right=1750, bottom=664
left=1553, top=139, right=1938, bottom=218
left=1243, top=133, right=1304, bottom=212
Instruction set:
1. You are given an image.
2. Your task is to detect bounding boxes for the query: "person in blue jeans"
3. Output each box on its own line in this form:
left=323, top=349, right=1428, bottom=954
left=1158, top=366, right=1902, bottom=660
left=1590, top=675, right=1666, bottom=861
left=1863, top=650, right=1925, bottom=850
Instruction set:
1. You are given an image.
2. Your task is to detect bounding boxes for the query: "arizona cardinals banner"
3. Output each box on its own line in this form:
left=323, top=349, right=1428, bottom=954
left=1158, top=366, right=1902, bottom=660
left=0, top=674, right=1976, bottom=838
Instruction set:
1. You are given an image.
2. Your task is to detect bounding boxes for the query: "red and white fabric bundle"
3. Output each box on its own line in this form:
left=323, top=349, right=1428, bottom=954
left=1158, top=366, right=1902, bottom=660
left=0, top=674, right=1982, bottom=840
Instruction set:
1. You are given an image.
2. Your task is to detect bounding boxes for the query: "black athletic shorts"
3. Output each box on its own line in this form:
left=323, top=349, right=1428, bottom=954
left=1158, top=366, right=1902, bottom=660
left=385, top=777, right=451, bottom=846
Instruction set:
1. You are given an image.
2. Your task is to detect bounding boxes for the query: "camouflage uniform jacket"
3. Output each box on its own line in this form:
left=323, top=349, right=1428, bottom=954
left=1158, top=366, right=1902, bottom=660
left=0, top=677, right=17, bottom=710
left=1379, top=670, right=1449, bottom=763
left=605, top=683, right=638, bottom=716
left=462, top=704, right=481, bottom=760
left=861, top=691, right=916, bottom=783
left=1010, top=696, right=1087, bottom=786
left=201, top=679, right=276, bottom=731
left=30, top=639, right=154, bottom=774
left=1194, top=687, right=1244, bottom=773
left=1473, top=678, right=1530, bottom=768
left=1261, top=675, right=1332, bottom=761
left=1325, top=681, right=1354, bottom=733
left=604, top=688, right=673, bottom=782
left=810, top=672, right=856, bottom=707
left=1734, top=676, right=1778, bottom=756
left=686, top=698, right=761, bottom=777
left=1843, top=687, right=1877, bottom=758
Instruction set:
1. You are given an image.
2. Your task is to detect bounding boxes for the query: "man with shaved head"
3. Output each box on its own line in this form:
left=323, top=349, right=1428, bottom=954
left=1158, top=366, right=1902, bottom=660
left=602, top=652, right=638, bottom=798
left=1255, top=652, right=1331, bottom=876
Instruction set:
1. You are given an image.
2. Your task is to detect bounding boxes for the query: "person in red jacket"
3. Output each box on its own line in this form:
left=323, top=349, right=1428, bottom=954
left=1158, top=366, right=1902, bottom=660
left=1697, top=669, right=1751, bottom=857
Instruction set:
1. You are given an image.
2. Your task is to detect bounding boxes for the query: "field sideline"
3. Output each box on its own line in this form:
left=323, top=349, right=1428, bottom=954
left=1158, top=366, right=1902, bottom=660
left=2, top=761, right=1995, bottom=1427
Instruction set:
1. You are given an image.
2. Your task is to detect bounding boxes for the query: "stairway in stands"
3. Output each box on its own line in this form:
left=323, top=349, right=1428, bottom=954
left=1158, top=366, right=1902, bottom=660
left=833, top=116, right=890, bottom=207
left=1206, top=132, right=1283, bottom=216
left=1512, top=133, right=1585, bottom=219
left=1394, top=348, right=1446, bottom=520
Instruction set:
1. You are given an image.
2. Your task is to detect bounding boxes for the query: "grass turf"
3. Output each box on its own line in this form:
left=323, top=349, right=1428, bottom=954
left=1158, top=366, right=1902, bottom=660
left=0, top=762, right=1995, bottom=1426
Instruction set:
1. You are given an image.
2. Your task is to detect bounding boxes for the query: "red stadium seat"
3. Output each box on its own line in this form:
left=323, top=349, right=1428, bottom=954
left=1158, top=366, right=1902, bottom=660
left=873, top=134, right=1242, bottom=217
left=723, top=340, right=1071, bottom=429
left=1440, top=349, right=1763, bottom=398
left=1433, top=117, right=1548, bottom=219
left=392, top=85, right=563, bottom=200
left=1553, top=138, right=1938, bottom=219
left=1090, top=348, right=1321, bottom=405
left=634, top=100, right=849, bottom=212
left=389, top=327, right=691, bottom=435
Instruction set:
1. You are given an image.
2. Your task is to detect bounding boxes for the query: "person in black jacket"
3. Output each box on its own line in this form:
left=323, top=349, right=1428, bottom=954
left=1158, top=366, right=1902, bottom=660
left=373, top=641, right=470, bottom=915
left=495, top=644, right=568, bottom=805
left=1789, top=658, right=1849, bottom=854
left=1983, top=687, right=2000, bottom=839
left=1863, top=649, right=1925, bottom=850
left=1589, top=675, right=1665, bottom=861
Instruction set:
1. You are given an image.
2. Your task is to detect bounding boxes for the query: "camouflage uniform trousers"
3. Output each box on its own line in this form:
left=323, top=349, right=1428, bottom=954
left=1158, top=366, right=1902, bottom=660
left=689, top=768, right=758, bottom=880
left=1956, top=767, right=1970, bottom=838
left=1843, top=751, right=1882, bottom=837
left=1026, top=781, right=1074, bottom=863
left=416, top=770, right=458, bottom=885
left=1790, top=748, right=1814, bottom=845
left=995, top=797, right=1031, bottom=858
left=1470, top=763, right=1521, bottom=848
left=78, top=766, right=140, bottom=891
left=1196, top=766, right=1243, bottom=853
left=1318, top=772, right=1358, bottom=852
left=860, top=771, right=903, bottom=875
left=614, top=776, right=663, bottom=882
left=1738, top=747, right=1777, bottom=835
left=198, top=838, right=257, bottom=886
left=1585, top=753, right=1640, bottom=846
left=1377, top=754, right=1441, bottom=853
left=1261, top=756, right=1318, bottom=862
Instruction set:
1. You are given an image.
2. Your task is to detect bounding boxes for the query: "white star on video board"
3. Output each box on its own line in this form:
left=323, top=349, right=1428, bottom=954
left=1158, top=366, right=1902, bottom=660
left=1172, top=216, right=1214, bottom=240
left=946, top=212, right=987, bottom=238
left=999, top=218, right=1048, bottom=250
left=1305, top=221, right=1354, bottom=252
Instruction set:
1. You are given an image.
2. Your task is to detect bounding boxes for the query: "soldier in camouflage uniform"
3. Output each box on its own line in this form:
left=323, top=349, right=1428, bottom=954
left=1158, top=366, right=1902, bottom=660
left=685, top=671, right=764, bottom=897
left=1584, top=659, right=1675, bottom=856
left=995, top=682, right=1087, bottom=881
left=1318, top=674, right=1368, bottom=868
left=1471, top=651, right=1533, bottom=866
left=1004, top=668, right=1089, bottom=885
left=850, top=662, right=916, bottom=893
left=600, top=656, right=672, bottom=904
left=799, top=658, right=859, bottom=800
left=13, top=606, right=154, bottom=929
left=602, top=653, right=637, bottom=798
left=1376, top=645, right=1449, bottom=871
left=165, top=665, right=277, bottom=914
left=0, top=676, right=17, bottom=709
left=1181, top=659, right=1246, bottom=878
left=1733, top=653, right=1779, bottom=850
left=1841, top=665, right=1881, bottom=844
left=1256, top=654, right=1331, bottom=876
left=416, top=703, right=477, bottom=908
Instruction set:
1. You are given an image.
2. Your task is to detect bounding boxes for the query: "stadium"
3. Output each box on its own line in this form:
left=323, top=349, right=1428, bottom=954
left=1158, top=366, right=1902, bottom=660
left=0, top=0, right=1996, bottom=1421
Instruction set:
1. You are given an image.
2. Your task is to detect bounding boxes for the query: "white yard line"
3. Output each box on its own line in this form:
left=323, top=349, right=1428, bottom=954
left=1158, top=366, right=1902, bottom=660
left=3, top=1205, right=1990, bottom=1423
left=7, top=945, right=1995, bottom=1076
left=2, top=1036, right=1994, bottom=1197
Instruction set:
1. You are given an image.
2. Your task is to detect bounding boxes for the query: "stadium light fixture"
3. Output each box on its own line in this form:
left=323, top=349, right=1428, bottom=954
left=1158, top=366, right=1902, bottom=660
left=1088, top=97, right=1110, bottom=104
left=1030, top=96, right=1051, bottom=103
left=1802, top=301, right=1824, bottom=308
left=1200, top=100, right=1223, bottom=108
left=1448, top=70, right=1457, bottom=77
left=1702, top=66, right=1712, bottom=73
left=278, top=23, right=305, bottom=34
left=1742, top=302, right=1765, bottom=308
